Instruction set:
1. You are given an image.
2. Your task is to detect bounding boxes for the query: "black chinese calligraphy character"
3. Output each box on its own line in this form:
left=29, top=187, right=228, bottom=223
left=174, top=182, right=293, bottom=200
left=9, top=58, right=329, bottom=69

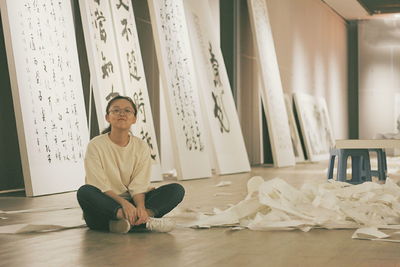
left=211, top=91, right=230, bottom=133
left=116, top=0, right=129, bottom=11
left=106, top=85, right=120, bottom=101
left=133, top=90, right=146, bottom=123
left=208, top=42, right=222, bottom=87
left=41, top=108, right=46, bottom=122
left=101, top=52, right=114, bottom=78
left=121, top=19, right=132, bottom=41
left=140, top=128, right=156, bottom=160
left=126, top=50, right=141, bottom=81
left=94, top=9, right=107, bottom=43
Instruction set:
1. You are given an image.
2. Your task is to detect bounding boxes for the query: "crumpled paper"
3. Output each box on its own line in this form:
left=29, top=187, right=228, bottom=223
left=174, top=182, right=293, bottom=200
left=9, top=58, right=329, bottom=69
left=189, top=176, right=400, bottom=237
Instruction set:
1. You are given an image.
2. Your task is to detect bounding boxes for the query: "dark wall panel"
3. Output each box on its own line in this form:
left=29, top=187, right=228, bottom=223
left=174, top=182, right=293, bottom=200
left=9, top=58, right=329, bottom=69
left=348, top=21, right=359, bottom=139
left=0, top=12, right=24, bottom=191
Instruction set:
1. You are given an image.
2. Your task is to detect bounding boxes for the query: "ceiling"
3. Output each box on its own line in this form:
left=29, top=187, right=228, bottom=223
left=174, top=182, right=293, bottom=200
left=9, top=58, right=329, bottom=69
left=358, top=0, right=400, bottom=15
left=323, top=0, right=400, bottom=20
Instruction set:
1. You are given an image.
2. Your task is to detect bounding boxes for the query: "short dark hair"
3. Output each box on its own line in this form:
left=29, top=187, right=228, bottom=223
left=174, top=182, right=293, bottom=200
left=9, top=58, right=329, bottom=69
left=101, top=95, right=138, bottom=134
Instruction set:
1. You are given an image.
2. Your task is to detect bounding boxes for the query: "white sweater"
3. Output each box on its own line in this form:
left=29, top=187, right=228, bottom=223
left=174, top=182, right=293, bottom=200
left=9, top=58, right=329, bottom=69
left=84, top=133, right=151, bottom=197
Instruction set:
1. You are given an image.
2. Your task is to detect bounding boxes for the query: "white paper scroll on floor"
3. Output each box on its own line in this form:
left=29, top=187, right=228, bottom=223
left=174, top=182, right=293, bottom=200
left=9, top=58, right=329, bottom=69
left=0, top=206, right=85, bottom=234
left=352, top=227, right=400, bottom=243
left=0, top=222, right=86, bottom=234
left=186, top=176, right=400, bottom=240
left=183, top=0, right=250, bottom=175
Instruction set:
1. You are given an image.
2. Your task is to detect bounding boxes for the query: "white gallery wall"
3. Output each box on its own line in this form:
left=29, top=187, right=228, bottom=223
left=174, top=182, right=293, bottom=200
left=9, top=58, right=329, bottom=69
left=358, top=19, right=400, bottom=139
left=265, top=0, right=348, bottom=140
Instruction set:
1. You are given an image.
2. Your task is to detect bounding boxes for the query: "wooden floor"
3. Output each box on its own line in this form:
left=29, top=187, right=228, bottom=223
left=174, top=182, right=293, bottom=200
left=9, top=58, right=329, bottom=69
left=1, top=161, right=400, bottom=267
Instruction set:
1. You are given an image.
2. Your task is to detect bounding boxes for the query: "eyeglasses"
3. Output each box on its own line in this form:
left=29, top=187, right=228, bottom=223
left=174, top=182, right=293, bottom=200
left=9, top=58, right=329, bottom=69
left=109, top=108, right=135, bottom=116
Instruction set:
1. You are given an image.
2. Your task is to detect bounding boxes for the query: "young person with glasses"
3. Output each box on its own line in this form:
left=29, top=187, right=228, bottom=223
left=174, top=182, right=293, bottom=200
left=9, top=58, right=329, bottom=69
left=77, top=95, right=185, bottom=233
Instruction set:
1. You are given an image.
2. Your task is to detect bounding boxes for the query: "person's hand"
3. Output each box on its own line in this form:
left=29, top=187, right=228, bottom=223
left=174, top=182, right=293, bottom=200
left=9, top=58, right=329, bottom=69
left=121, top=200, right=137, bottom=225
left=135, top=206, right=149, bottom=225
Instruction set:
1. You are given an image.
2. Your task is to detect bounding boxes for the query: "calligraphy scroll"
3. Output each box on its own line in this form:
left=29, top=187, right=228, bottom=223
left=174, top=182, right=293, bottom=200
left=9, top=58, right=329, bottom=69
left=148, top=0, right=211, bottom=180
left=108, top=0, right=162, bottom=181
left=284, top=94, right=305, bottom=162
left=294, top=92, right=334, bottom=161
left=247, top=0, right=295, bottom=167
left=183, top=0, right=250, bottom=174
left=79, top=0, right=124, bottom=131
left=1, top=0, right=90, bottom=196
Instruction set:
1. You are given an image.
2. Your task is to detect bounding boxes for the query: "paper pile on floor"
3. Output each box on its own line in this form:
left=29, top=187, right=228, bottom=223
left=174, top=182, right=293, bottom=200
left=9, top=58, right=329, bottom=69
left=185, top=176, right=400, bottom=241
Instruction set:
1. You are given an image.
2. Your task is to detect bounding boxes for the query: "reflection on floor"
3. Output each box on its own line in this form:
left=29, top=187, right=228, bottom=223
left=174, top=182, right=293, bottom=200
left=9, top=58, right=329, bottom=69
left=1, top=160, right=400, bottom=266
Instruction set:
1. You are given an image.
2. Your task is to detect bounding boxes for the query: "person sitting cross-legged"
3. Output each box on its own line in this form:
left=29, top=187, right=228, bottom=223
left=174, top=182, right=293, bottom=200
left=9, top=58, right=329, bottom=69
left=77, top=95, right=185, bottom=233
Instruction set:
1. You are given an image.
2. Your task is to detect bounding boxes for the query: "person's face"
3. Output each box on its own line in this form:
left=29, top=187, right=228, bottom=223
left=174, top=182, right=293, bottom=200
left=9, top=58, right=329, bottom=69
left=105, top=99, right=137, bottom=131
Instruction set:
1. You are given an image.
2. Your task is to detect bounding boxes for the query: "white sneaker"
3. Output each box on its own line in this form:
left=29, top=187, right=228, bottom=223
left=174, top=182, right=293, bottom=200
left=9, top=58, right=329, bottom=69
left=146, top=217, right=175, bottom=232
left=109, top=219, right=131, bottom=234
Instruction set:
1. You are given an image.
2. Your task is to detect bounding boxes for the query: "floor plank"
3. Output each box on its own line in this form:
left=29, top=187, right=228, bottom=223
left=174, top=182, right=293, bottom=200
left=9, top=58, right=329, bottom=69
left=1, top=161, right=400, bottom=267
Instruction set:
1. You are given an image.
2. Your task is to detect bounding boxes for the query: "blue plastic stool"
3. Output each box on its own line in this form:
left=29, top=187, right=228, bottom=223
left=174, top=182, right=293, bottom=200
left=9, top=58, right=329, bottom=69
left=327, top=148, right=372, bottom=184
left=368, top=148, right=387, bottom=181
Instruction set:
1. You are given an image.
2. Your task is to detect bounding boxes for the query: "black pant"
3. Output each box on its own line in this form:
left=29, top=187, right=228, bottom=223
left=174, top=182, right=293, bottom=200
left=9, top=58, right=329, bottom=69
left=76, top=183, right=185, bottom=231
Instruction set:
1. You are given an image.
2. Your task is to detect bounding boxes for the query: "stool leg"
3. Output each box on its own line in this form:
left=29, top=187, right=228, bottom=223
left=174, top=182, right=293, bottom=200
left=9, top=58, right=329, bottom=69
left=383, top=150, right=387, bottom=180
left=327, top=155, right=336, bottom=180
left=377, top=149, right=384, bottom=181
left=369, top=149, right=377, bottom=179
left=372, top=148, right=388, bottom=181
left=337, top=153, right=348, bottom=182
left=348, top=150, right=372, bottom=184
left=351, top=155, right=361, bottom=183
left=362, top=154, right=372, bottom=182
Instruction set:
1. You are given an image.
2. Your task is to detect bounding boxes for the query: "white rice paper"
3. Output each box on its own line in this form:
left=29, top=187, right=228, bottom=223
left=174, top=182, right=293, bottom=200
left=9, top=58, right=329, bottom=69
left=188, top=176, right=400, bottom=240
